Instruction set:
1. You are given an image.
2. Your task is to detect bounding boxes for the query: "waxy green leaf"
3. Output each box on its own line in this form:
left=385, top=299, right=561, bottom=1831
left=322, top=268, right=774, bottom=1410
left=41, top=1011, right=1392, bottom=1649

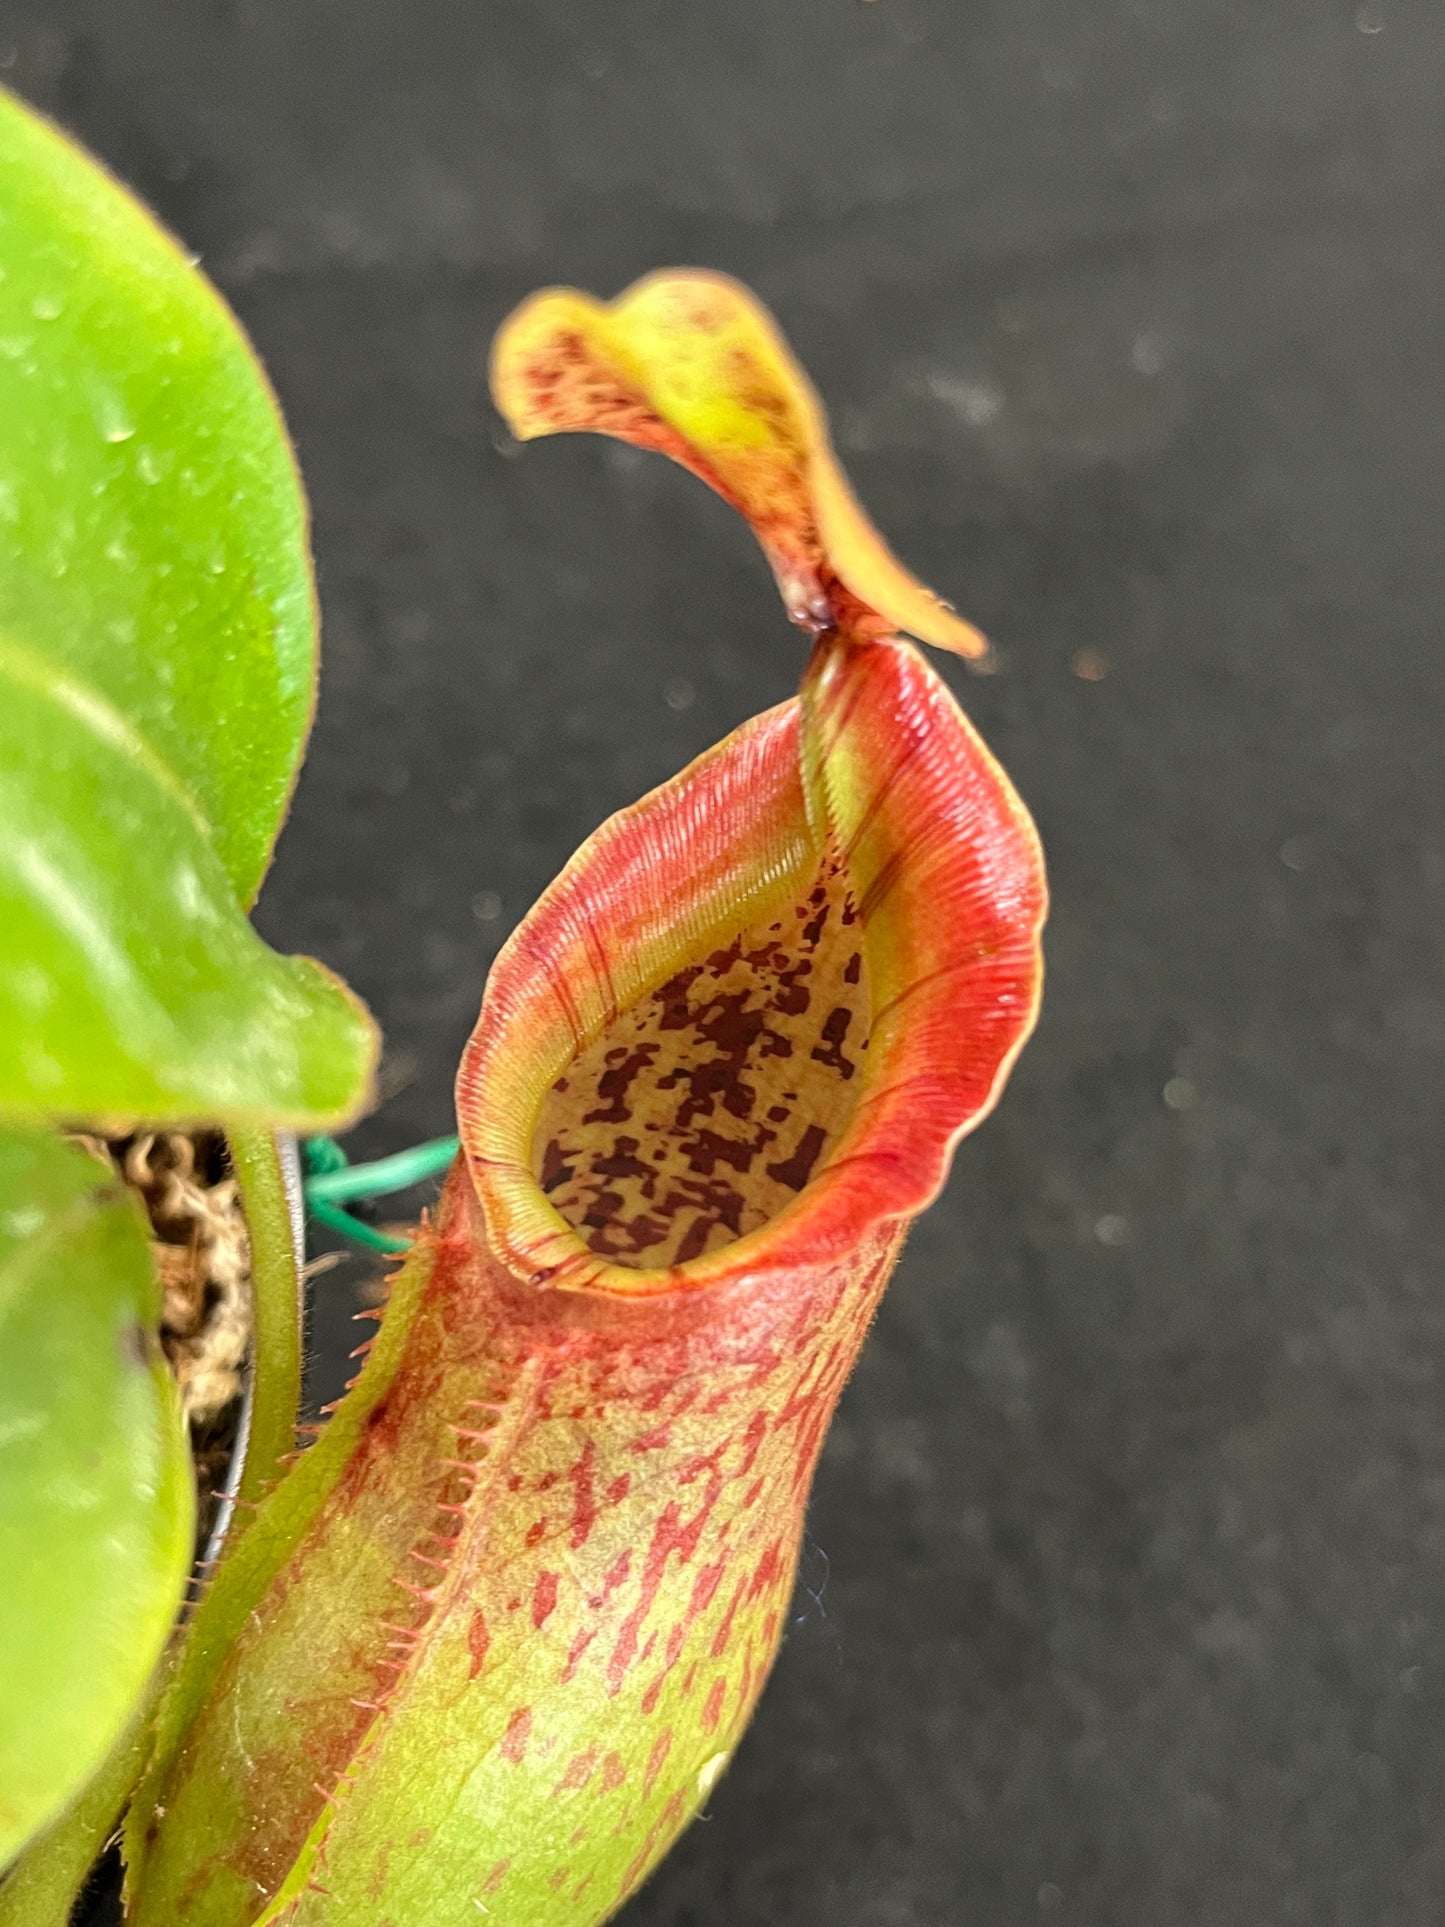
left=0, top=89, right=375, bottom=1128
left=0, top=630, right=376, bottom=1129
left=0, top=87, right=310, bottom=906
left=0, top=1128, right=194, bottom=1867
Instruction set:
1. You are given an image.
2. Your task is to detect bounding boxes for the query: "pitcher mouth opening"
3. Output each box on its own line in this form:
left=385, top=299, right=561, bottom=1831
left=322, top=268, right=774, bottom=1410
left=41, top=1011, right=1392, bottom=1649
left=456, top=637, right=1046, bottom=1300
left=532, top=841, right=869, bottom=1272
left=457, top=696, right=850, bottom=1296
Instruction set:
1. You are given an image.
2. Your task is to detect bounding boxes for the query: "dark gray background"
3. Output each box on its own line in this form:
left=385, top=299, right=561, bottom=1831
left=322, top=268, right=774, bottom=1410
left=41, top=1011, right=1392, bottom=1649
left=7, top=1, right=1445, bottom=1921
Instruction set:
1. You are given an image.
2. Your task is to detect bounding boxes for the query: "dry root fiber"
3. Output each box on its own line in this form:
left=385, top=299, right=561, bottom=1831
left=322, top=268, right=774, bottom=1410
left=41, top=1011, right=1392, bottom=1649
left=71, top=1129, right=253, bottom=1536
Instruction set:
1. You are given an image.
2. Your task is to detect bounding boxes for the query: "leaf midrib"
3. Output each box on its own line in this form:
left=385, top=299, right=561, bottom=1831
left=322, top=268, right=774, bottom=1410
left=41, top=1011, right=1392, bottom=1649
left=0, top=628, right=214, bottom=850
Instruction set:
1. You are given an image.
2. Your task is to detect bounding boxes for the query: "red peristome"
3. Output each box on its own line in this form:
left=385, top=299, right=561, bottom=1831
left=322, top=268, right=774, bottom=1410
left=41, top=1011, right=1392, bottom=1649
left=459, top=630, right=1044, bottom=1298
left=791, top=632, right=1046, bottom=1238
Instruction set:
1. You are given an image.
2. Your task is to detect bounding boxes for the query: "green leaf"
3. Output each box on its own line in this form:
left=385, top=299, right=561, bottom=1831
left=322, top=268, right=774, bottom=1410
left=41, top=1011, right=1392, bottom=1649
left=0, top=90, right=376, bottom=1128
left=0, top=627, right=375, bottom=1129
left=0, top=1128, right=194, bottom=1868
left=0, top=87, right=311, bottom=907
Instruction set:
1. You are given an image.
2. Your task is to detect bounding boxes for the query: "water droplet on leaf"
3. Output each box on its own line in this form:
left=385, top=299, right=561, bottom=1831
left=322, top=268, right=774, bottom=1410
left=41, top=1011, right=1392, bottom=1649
left=96, top=392, right=136, bottom=443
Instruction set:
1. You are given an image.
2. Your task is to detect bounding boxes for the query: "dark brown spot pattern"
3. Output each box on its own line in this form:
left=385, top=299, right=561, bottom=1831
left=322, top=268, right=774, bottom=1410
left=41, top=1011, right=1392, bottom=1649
left=532, top=859, right=870, bottom=1267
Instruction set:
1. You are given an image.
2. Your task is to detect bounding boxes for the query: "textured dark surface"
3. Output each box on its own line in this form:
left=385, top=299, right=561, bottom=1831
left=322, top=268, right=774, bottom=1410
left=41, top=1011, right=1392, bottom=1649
left=6, top=1, right=1444, bottom=1921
